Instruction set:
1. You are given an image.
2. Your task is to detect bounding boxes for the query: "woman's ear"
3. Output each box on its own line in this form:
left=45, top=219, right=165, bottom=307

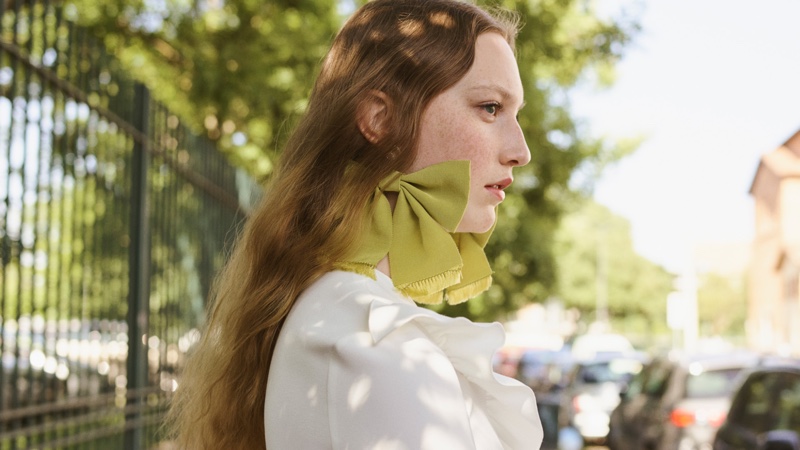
left=356, top=90, right=391, bottom=144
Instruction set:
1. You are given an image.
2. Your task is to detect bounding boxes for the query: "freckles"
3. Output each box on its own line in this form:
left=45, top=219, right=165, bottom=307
left=422, top=97, right=485, bottom=165
left=442, top=119, right=482, bottom=159
left=435, top=119, right=466, bottom=160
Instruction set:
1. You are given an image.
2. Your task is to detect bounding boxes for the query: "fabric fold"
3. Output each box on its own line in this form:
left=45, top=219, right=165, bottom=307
left=336, top=160, right=495, bottom=305
left=367, top=299, right=542, bottom=448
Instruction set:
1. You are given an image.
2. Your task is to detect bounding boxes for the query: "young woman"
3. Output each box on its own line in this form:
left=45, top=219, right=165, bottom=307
left=167, top=0, right=543, bottom=448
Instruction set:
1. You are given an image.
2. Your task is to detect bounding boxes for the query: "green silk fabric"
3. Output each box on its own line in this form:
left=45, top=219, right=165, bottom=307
left=336, top=160, right=494, bottom=305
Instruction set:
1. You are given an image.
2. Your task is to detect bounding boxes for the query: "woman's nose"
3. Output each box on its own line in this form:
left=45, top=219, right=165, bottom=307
left=502, top=122, right=531, bottom=167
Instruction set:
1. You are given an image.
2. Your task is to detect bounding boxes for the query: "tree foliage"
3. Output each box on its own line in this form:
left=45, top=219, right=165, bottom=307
left=69, top=0, right=643, bottom=322
left=697, top=273, right=747, bottom=337
left=552, top=199, right=674, bottom=335
left=67, top=0, right=341, bottom=176
left=434, top=0, right=640, bottom=321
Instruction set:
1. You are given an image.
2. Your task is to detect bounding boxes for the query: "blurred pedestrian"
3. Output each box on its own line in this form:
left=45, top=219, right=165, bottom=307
left=166, top=0, right=542, bottom=448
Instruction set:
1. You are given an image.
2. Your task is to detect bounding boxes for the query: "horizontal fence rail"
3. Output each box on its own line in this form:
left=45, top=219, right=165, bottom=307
left=0, top=1, right=257, bottom=448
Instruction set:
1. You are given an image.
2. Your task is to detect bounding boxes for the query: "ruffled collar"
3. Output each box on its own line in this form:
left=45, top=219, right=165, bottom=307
left=336, top=160, right=494, bottom=305
left=366, top=277, right=543, bottom=448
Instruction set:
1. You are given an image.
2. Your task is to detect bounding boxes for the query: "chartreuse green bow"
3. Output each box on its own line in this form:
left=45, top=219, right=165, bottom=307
left=335, top=160, right=494, bottom=305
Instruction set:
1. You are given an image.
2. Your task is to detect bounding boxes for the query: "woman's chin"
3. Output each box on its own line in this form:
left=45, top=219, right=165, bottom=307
left=456, top=212, right=496, bottom=234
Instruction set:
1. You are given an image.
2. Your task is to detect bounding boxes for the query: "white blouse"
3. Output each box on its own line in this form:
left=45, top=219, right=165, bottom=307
left=264, top=270, right=543, bottom=449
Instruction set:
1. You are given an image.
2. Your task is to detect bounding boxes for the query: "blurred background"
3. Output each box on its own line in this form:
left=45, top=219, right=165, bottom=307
left=0, top=0, right=799, bottom=448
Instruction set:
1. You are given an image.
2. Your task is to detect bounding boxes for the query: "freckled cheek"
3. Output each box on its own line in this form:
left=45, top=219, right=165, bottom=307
left=437, top=124, right=467, bottom=158
left=446, top=127, right=486, bottom=161
left=424, top=110, right=487, bottom=167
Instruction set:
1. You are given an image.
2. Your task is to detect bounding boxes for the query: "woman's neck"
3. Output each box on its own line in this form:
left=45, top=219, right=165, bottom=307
left=375, top=191, right=398, bottom=278
left=376, top=256, right=391, bottom=277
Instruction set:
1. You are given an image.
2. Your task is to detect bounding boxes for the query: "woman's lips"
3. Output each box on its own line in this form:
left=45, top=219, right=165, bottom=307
left=485, top=178, right=512, bottom=201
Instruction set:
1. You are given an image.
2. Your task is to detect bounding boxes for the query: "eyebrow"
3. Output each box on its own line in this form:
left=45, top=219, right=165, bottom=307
left=467, top=84, right=526, bottom=109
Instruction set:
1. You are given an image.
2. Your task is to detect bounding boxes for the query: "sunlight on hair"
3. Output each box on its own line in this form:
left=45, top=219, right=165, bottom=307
left=398, top=18, right=424, bottom=37
left=429, top=11, right=455, bottom=29
left=368, top=29, right=384, bottom=42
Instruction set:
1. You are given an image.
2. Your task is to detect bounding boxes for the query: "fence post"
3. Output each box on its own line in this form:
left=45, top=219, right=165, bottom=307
left=126, top=82, right=151, bottom=450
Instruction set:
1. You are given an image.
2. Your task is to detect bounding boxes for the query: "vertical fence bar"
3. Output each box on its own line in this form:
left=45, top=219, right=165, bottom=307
left=9, top=3, right=27, bottom=447
left=125, top=83, right=149, bottom=450
left=0, top=0, right=13, bottom=436
left=1, top=4, right=254, bottom=448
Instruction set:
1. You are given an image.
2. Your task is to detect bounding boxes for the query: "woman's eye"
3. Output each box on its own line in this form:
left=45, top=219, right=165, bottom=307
left=481, top=103, right=500, bottom=116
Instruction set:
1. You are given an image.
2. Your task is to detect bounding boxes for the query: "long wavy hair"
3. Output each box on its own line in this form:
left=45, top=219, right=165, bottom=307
left=165, top=1, right=519, bottom=448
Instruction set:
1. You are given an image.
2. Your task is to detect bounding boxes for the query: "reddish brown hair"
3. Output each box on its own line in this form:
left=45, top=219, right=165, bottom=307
left=166, top=1, right=519, bottom=448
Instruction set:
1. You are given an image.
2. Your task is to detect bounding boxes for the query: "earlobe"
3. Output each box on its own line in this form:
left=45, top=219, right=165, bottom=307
left=356, top=90, right=391, bottom=144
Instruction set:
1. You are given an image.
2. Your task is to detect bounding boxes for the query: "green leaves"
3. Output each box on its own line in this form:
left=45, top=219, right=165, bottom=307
left=697, top=273, right=746, bottom=337
left=72, top=0, right=340, bottom=180
left=74, top=0, right=645, bottom=322
left=448, top=0, right=641, bottom=322
left=552, top=199, right=674, bottom=334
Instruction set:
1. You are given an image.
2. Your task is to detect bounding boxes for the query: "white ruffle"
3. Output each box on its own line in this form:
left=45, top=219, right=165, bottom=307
left=368, top=300, right=543, bottom=449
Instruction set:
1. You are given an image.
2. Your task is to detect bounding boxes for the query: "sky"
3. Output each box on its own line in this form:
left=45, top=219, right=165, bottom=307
left=569, top=0, right=800, bottom=275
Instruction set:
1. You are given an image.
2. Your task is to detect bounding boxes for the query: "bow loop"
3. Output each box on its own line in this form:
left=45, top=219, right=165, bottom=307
left=336, top=160, right=494, bottom=305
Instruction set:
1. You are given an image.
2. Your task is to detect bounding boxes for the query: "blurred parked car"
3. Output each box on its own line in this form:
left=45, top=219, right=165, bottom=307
left=517, top=347, right=573, bottom=390
left=569, top=332, right=635, bottom=360
left=492, top=348, right=520, bottom=378
left=517, top=348, right=574, bottom=449
left=713, top=360, right=800, bottom=450
left=558, top=352, right=648, bottom=445
left=609, top=351, right=761, bottom=450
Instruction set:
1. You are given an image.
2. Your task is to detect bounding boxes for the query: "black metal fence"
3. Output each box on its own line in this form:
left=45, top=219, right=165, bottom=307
left=0, top=2, right=255, bottom=449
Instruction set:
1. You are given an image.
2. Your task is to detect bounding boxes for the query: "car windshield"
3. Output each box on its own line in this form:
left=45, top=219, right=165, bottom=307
left=686, top=368, right=742, bottom=398
left=728, top=370, right=800, bottom=433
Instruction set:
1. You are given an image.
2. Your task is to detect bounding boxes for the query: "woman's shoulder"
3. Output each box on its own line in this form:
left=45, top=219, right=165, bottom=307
left=279, top=270, right=407, bottom=343
left=298, top=269, right=409, bottom=309
left=293, top=269, right=506, bottom=352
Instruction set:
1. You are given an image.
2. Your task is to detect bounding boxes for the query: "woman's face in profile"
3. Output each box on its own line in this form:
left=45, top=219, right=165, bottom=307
left=409, top=32, right=530, bottom=234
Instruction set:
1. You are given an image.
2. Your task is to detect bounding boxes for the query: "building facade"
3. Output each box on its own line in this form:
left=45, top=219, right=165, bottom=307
left=749, top=130, right=800, bottom=355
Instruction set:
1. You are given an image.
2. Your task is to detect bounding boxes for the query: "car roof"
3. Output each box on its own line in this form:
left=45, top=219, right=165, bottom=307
left=740, top=361, right=800, bottom=377
left=651, top=350, right=764, bottom=373
left=572, top=351, right=649, bottom=365
left=751, top=355, right=800, bottom=369
left=570, top=333, right=634, bottom=359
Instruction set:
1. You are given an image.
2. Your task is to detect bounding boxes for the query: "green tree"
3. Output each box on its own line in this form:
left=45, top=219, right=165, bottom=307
left=552, top=199, right=674, bottom=338
left=435, top=1, right=640, bottom=321
left=68, top=0, right=641, bottom=322
left=697, top=273, right=747, bottom=337
left=67, top=0, right=342, bottom=177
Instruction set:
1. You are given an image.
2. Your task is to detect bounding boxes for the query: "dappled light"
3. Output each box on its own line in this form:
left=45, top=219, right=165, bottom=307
left=7, top=0, right=798, bottom=448
left=0, top=2, right=250, bottom=447
left=346, top=375, right=372, bottom=410
left=266, top=270, right=541, bottom=448
left=398, top=19, right=425, bottom=38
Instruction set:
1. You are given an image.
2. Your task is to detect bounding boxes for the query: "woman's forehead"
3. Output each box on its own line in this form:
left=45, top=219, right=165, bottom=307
left=453, top=34, right=524, bottom=105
